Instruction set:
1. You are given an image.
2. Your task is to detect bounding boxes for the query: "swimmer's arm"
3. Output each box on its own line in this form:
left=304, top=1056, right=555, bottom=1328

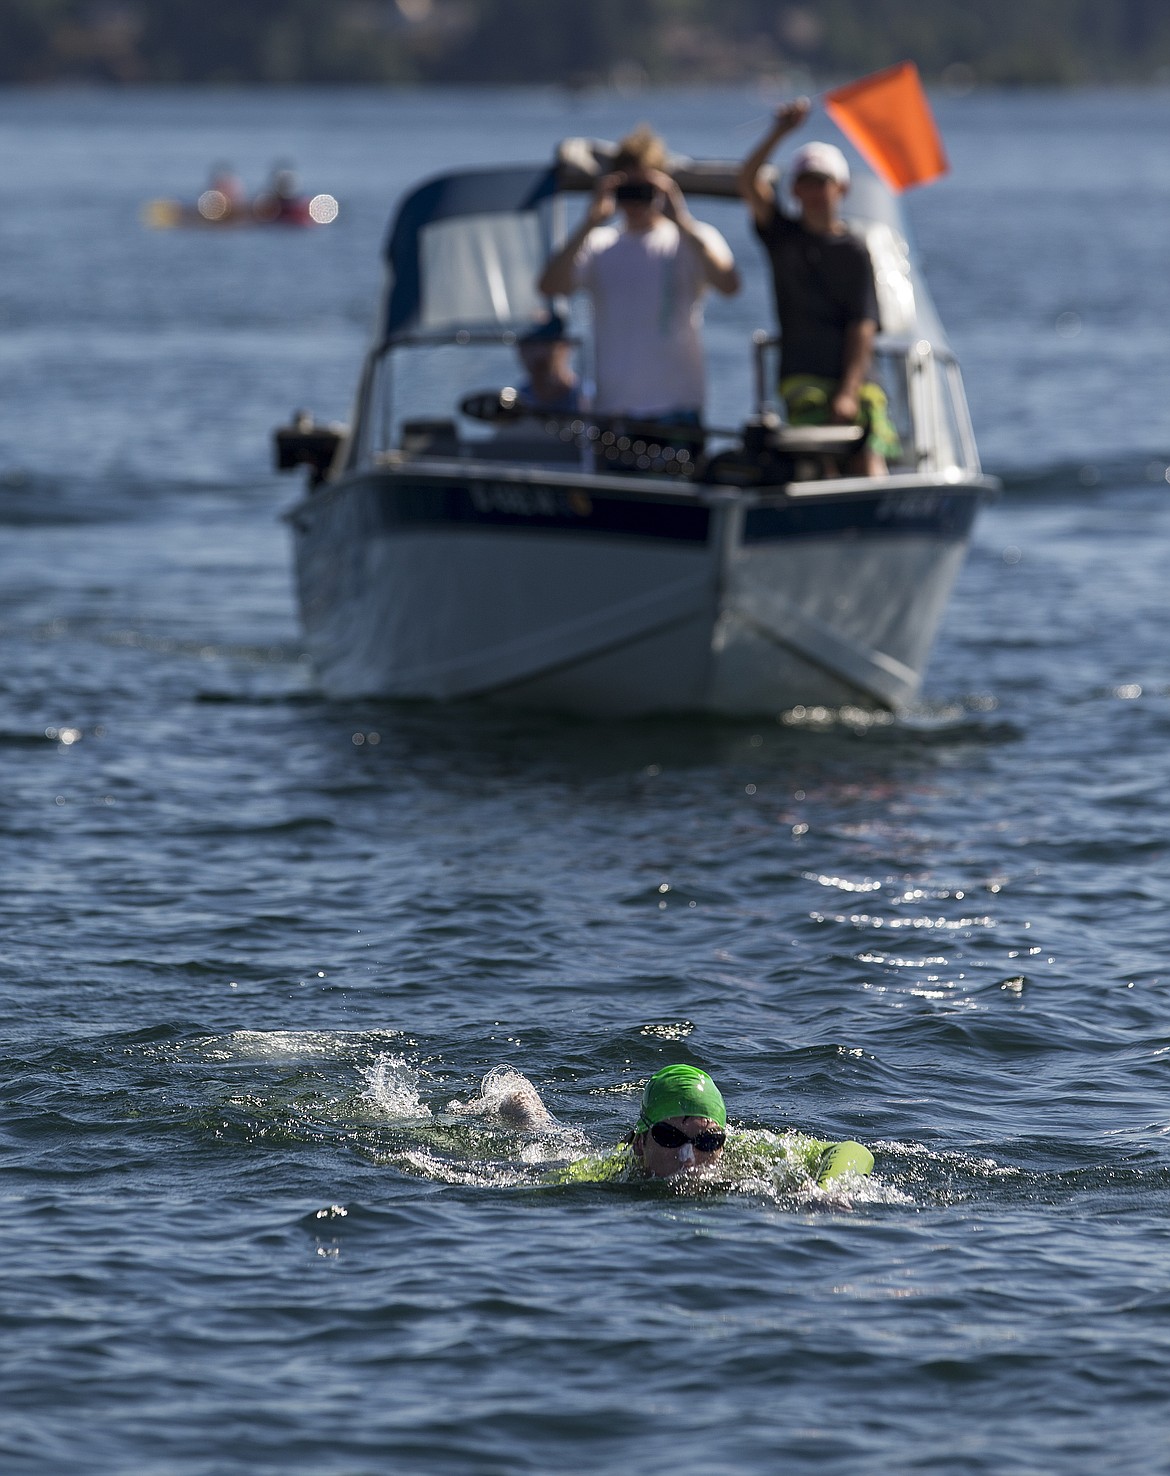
left=544, top=1144, right=632, bottom=1185
left=744, top=1131, right=873, bottom=1185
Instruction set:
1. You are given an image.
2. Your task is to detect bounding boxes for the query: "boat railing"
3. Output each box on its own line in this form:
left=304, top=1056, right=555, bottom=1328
left=337, top=322, right=982, bottom=485
left=381, top=328, right=529, bottom=351
left=348, top=327, right=532, bottom=471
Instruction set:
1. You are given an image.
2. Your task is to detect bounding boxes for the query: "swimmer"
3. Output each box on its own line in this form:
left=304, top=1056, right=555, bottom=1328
left=461, top=1062, right=873, bottom=1189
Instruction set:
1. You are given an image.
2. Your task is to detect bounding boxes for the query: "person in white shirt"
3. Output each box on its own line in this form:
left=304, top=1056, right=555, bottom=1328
left=538, top=125, right=739, bottom=426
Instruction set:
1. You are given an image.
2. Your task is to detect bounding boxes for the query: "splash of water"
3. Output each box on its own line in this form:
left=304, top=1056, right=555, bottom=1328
left=361, top=1053, right=432, bottom=1118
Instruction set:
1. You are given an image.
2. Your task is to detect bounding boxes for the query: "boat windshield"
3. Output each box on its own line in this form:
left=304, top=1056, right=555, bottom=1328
left=414, top=213, right=548, bottom=335
left=381, top=164, right=558, bottom=343
left=373, top=332, right=590, bottom=469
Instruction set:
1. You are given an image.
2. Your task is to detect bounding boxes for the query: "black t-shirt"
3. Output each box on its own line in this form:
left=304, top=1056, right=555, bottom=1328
left=755, top=208, right=880, bottom=381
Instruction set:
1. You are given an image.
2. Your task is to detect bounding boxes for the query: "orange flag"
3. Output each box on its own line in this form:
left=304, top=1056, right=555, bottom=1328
left=824, top=61, right=949, bottom=193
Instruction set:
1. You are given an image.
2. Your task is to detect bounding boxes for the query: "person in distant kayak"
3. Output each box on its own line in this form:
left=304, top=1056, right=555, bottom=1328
left=253, top=164, right=311, bottom=225
left=738, top=100, right=900, bottom=476
left=489, top=1061, right=873, bottom=1188
left=205, top=162, right=247, bottom=220
left=538, top=125, right=739, bottom=426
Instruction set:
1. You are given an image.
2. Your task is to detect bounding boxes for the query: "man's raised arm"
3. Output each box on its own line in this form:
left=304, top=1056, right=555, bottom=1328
left=737, top=97, right=811, bottom=227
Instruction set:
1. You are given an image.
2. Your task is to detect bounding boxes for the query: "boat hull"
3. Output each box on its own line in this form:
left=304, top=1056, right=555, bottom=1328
left=287, top=463, right=991, bottom=716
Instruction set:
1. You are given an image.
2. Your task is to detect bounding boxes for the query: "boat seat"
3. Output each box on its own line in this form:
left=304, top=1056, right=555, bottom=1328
left=699, top=420, right=865, bottom=486
left=774, top=424, right=865, bottom=481
left=772, top=425, right=865, bottom=454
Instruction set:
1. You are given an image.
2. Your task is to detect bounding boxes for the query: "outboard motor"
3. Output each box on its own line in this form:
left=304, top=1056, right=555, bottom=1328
left=273, top=410, right=346, bottom=486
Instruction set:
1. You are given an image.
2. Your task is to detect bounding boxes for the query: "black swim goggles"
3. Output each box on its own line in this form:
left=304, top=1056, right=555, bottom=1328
left=648, top=1122, right=726, bottom=1153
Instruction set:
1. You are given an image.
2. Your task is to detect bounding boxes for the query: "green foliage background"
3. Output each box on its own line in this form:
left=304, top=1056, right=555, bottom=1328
left=4, top=0, right=1170, bottom=85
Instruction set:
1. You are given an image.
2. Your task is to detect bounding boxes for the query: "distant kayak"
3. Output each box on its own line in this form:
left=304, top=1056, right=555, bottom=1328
left=141, top=189, right=339, bottom=230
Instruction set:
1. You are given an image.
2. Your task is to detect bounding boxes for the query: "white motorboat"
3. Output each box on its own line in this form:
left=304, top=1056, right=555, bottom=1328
left=275, top=142, right=997, bottom=716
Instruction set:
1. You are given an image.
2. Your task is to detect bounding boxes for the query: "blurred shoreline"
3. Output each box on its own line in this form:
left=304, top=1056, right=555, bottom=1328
left=4, top=1, right=1170, bottom=90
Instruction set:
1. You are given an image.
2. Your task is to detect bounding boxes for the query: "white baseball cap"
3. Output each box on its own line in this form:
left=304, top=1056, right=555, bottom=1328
left=789, top=141, right=850, bottom=187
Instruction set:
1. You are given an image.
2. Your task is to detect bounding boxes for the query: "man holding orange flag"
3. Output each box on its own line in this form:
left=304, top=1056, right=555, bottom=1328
left=737, top=98, right=899, bottom=476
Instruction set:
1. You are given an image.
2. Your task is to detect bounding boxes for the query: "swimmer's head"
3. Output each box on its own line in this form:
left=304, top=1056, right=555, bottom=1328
left=634, top=1064, right=726, bottom=1132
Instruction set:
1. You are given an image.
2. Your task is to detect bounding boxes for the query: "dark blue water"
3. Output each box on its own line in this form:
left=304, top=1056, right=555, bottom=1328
left=2, top=85, right=1170, bottom=1475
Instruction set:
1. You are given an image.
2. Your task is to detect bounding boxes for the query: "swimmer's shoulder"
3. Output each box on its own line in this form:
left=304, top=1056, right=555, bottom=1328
left=727, top=1127, right=873, bottom=1185
left=544, top=1143, right=636, bottom=1185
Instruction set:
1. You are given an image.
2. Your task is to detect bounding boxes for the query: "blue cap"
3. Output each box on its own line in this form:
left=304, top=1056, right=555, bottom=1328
left=520, top=312, right=569, bottom=343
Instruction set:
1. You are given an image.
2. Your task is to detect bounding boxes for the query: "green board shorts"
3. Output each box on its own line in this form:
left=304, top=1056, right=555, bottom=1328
left=780, top=373, right=903, bottom=461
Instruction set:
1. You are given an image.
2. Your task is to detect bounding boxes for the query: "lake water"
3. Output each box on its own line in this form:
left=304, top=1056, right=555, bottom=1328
left=2, top=85, right=1170, bottom=1475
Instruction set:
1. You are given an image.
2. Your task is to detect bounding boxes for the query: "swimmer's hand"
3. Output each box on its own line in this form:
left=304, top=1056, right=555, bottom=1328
left=497, top=1083, right=553, bottom=1131
left=447, top=1068, right=554, bottom=1131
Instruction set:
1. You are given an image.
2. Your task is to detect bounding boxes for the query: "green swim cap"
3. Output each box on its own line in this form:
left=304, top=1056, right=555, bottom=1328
left=634, top=1064, right=726, bottom=1132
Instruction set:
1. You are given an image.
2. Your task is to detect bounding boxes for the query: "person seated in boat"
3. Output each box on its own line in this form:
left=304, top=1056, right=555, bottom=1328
left=513, top=312, right=582, bottom=415
left=537, top=125, right=739, bottom=433
left=738, top=100, right=901, bottom=477
left=253, top=164, right=310, bottom=225
left=489, top=1061, right=873, bottom=1188
left=204, top=162, right=247, bottom=221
